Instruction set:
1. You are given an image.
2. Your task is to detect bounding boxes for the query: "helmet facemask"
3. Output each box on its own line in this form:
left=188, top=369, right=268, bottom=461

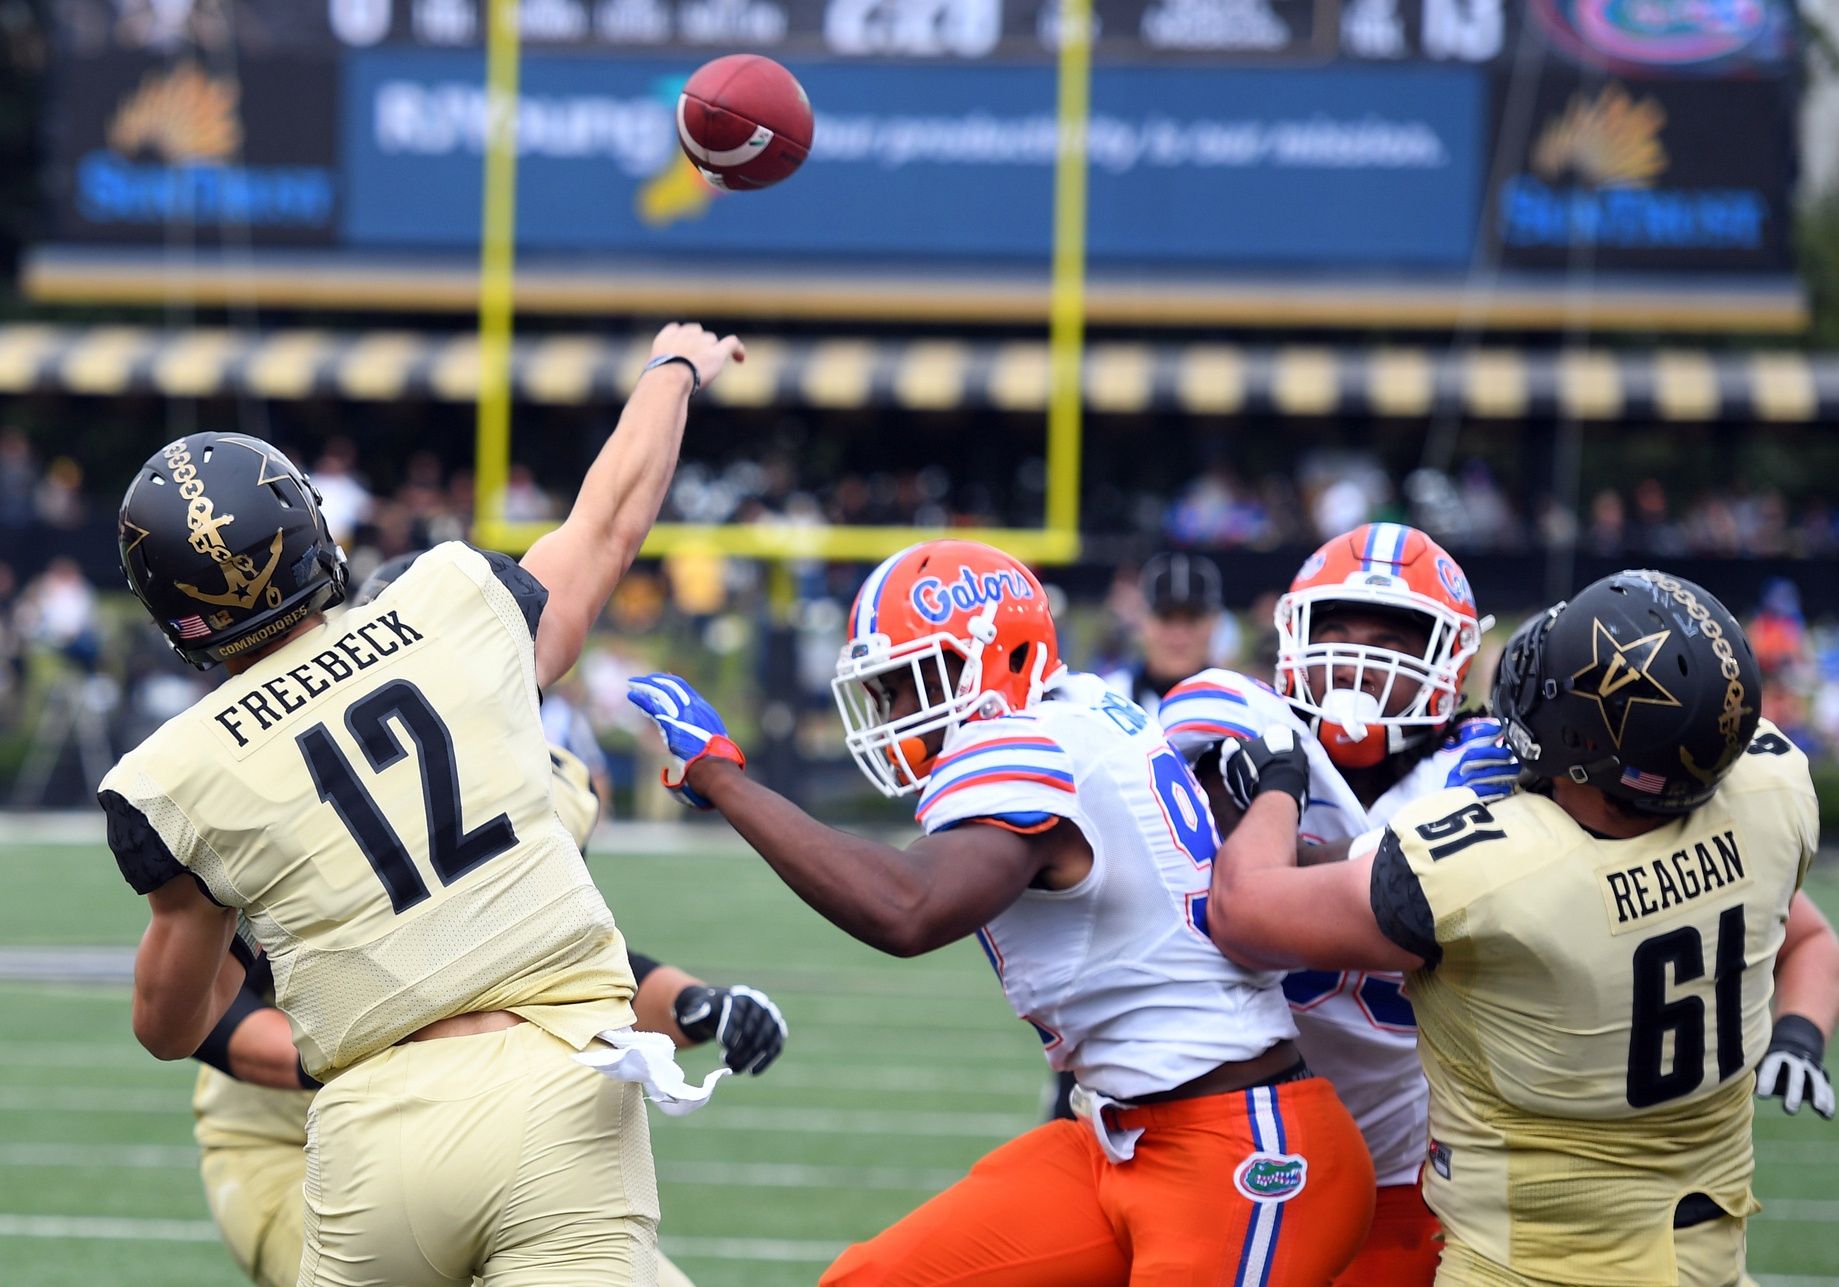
left=833, top=599, right=1046, bottom=798
left=1276, top=588, right=1484, bottom=764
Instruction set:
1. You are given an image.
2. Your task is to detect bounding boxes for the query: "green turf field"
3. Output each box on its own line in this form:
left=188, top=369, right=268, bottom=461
left=0, top=840, right=1834, bottom=1286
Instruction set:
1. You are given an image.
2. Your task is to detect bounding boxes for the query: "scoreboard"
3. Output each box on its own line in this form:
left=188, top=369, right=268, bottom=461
left=36, top=0, right=1801, bottom=323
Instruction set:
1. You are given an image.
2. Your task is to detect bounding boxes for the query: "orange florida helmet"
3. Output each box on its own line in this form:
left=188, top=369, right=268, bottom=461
left=1275, top=522, right=1491, bottom=768
left=834, top=540, right=1064, bottom=797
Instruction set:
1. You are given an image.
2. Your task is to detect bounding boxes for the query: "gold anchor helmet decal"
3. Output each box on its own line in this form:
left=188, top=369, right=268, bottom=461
left=1569, top=618, right=1682, bottom=748
left=163, top=438, right=288, bottom=612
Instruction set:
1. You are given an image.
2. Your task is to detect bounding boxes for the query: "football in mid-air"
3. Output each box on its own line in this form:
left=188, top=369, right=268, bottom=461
left=677, top=55, right=813, bottom=191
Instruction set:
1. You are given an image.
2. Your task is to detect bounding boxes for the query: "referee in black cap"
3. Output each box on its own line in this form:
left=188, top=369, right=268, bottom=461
left=1101, top=552, right=1227, bottom=722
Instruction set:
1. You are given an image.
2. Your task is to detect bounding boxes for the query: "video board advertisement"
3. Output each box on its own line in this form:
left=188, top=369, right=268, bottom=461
left=342, top=54, right=1484, bottom=265
left=38, top=0, right=1800, bottom=279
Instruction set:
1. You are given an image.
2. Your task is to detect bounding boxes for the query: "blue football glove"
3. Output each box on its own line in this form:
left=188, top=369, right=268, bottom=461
left=1442, top=718, right=1519, bottom=801
left=627, top=673, right=746, bottom=811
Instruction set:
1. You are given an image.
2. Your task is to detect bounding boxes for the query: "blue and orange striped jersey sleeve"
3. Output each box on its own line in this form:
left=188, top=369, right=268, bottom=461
left=1158, top=669, right=1268, bottom=760
left=915, top=720, right=1078, bottom=836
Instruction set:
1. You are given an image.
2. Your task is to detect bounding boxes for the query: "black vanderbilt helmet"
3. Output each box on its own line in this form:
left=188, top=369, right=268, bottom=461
left=1493, top=570, right=1760, bottom=816
left=119, top=433, right=348, bottom=668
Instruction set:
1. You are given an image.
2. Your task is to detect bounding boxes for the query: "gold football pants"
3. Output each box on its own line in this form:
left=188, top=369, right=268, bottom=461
left=299, top=1021, right=662, bottom=1287
left=200, top=1139, right=697, bottom=1287
left=201, top=1142, right=309, bottom=1287
left=1437, top=1215, right=1748, bottom=1287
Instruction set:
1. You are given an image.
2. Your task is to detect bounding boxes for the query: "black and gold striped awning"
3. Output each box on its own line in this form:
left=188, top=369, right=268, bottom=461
left=3, top=324, right=1837, bottom=421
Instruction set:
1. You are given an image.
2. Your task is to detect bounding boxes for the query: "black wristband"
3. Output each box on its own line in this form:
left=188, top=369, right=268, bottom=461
left=295, top=1056, right=323, bottom=1091
left=628, top=952, right=661, bottom=989
left=192, top=986, right=269, bottom=1078
left=642, top=354, right=701, bottom=395
left=1772, top=1014, right=1827, bottom=1065
left=673, top=984, right=724, bottom=1044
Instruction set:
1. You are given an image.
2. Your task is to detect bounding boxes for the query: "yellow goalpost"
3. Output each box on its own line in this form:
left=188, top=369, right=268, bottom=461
left=470, top=0, right=1091, bottom=566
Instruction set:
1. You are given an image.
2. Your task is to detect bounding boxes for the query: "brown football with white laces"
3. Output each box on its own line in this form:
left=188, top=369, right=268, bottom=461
left=677, top=55, right=813, bottom=191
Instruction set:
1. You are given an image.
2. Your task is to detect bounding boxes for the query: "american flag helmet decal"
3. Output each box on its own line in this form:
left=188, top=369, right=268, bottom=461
left=170, top=615, right=212, bottom=641
left=1619, top=765, right=1667, bottom=794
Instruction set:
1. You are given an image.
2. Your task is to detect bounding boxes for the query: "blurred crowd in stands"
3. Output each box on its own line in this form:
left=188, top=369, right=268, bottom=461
left=1166, top=452, right=1839, bottom=560
left=0, top=428, right=89, bottom=533
left=1, top=426, right=1838, bottom=808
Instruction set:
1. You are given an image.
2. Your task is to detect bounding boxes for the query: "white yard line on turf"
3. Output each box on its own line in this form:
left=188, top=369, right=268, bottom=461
left=1754, top=1199, right=1839, bottom=1221
left=0, top=1214, right=846, bottom=1263
left=659, top=1161, right=961, bottom=1190
left=680, top=1106, right=1034, bottom=1137
left=0, top=947, right=136, bottom=984
left=1753, top=1140, right=1839, bottom=1166
left=0, top=1086, right=190, bottom=1113
left=0, top=1214, right=219, bottom=1242
left=0, top=1089, right=1033, bottom=1134
left=0, top=1041, right=170, bottom=1069
left=0, top=1144, right=197, bottom=1168
left=0, top=1210, right=1823, bottom=1275
left=765, top=1064, right=1045, bottom=1095
left=660, top=1236, right=848, bottom=1263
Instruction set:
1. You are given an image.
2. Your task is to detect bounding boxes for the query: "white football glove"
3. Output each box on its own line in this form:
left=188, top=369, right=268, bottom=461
left=1755, top=1015, right=1835, bottom=1119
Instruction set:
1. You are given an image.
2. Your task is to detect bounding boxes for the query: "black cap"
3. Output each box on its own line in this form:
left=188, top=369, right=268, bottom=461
left=1141, top=552, right=1222, bottom=616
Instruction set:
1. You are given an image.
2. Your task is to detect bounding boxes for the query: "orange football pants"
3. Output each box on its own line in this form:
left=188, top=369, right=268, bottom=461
left=1332, top=1183, right=1442, bottom=1287
left=822, top=1077, right=1374, bottom=1287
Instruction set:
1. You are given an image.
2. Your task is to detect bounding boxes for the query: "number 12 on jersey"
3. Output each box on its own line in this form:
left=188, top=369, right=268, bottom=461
left=299, top=679, right=519, bottom=913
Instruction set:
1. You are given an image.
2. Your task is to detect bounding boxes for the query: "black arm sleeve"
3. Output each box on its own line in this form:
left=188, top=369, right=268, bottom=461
left=478, top=549, right=548, bottom=640
left=1369, top=830, right=1443, bottom=971
left=627, top=952, right=661, bottom=988
left=99, top=790, right=188, bottom=896
left=192, top=976, right=269, bottom=1078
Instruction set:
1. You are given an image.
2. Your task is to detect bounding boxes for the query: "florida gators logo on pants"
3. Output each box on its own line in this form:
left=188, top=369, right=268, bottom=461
left=822, top=1076, right=1374, bottom=1287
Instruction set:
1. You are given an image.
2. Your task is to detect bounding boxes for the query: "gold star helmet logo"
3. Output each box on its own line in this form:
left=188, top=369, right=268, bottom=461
left=1569, top=619, right=1682, bottom=748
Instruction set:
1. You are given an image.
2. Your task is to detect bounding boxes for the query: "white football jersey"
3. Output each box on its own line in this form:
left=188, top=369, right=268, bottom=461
left=916, top=672, right=1296, bottom=1101
left=1160, top=668, right=1474, bottom=1186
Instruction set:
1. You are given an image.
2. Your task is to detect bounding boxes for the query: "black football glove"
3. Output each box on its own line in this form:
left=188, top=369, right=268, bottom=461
left=1755, top=1014, right=1835, bottom=1119
left=673, top=984, right=788, bottom=1076
left=1221, top=727, right=1311, bottom=816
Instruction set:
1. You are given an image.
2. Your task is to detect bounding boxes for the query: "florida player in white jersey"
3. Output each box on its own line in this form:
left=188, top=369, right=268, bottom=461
left=627, top=539, right=1375, bottom=1286
left=1159, top=524, right=1515, bottom=1287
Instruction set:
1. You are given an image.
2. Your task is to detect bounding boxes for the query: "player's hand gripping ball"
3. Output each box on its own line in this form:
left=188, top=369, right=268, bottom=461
left=627, top=674, right=746, bottom=810
left=677, top=54, right=813, bottom=190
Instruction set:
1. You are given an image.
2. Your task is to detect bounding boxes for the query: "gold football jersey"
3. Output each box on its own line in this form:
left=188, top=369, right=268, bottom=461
left=191, top=746, right=607, bottom=1149
left=1386, top=721, right=1817, bottom=1284
left=549, top=745, right=602, bottom=853
left=102, top=542, right=635, bottom=1078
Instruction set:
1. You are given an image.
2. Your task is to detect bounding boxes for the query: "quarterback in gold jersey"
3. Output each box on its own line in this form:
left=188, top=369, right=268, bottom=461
left=101, top=324, right=742, bottom=1287
left=190, top=747, right=785, bottom=1287
left=1205, top=571, right=1839, bottom=1287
